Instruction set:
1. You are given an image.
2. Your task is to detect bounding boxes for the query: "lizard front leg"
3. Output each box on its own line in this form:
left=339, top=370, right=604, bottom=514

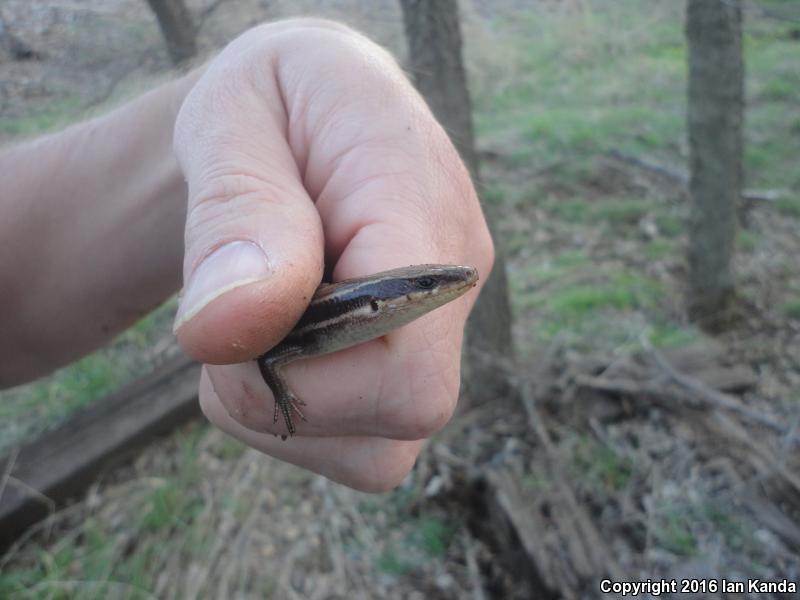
left=257, top=348, right=306, bottom=438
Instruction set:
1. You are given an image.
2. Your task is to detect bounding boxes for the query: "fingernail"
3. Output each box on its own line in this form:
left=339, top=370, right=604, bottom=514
left=174, top=241, right=270, bottom=331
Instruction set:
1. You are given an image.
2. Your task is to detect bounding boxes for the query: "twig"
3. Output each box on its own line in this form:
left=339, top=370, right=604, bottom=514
left=607, top=149, right=786, bottom=206
left=0, top=447, right=18, bottom=502
left=740, top=489, right=800, bottom=551
left=576, top=372, right=797, bottom=447
left=741, top=189, right=788, bottom=202
left=512, top=352, right=628, bottom=582
left=461, top=529, right=488, bottom=600
left=606, top=149, right=688, bottom=185
left=23, top=579, right=159, bottom=600
left=639, top=334, right=796, bottom=441
left=780, top=413, right=800, bottom=460
left=706, top=409, right=800, bottom=495
left=317, top=477, right=348, bottom=597
left=472, top=342, right=628, bottom=582
left=276, top=541, right=306, bottom=600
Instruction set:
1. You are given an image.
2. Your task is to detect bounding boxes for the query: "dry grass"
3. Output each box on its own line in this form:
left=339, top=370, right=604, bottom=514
left=1, top=0, right=799, bottom=597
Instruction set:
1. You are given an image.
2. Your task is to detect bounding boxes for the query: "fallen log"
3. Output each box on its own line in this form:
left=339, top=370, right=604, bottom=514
left=0, top=354, right=201, bottom=551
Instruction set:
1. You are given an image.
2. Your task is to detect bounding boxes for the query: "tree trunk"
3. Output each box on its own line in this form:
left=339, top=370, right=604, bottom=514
left=685, top=0, right=743, bottom=330
left=400, top=0, right=514, bottom=402
left=146, top=0, right=197, bottom=66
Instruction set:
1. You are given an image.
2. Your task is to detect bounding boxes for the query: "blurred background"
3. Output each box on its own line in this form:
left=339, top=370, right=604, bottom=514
left=1, top=0, right=799, bottom=598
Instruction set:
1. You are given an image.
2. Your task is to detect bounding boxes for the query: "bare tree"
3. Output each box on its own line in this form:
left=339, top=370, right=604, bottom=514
left=400, top=0, right=514, bottom=401
left=686, top=0, right=743, bottom=330
left=146, top=0, right=197, bottom=66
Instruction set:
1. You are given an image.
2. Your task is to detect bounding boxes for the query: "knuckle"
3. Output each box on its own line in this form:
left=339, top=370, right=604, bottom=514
left=388, top=350, right=460, bottom=440
left=190, top=170, right=282, bottom=212
left=482, top=229, right=496, bottom=269
left=276, top=17, right=357, bottom=36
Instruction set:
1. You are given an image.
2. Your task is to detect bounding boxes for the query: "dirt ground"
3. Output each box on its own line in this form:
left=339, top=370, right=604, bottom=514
left=1, top=1, right=799, bottom=598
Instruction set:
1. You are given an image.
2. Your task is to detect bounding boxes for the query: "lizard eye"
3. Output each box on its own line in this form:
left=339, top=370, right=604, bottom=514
left=415, top=277, right=436, bottom=289
left=370, top=300, right=380, bottom=312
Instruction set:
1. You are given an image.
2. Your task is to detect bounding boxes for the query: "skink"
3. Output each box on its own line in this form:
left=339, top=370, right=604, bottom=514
left=257, top=264, right=478, bottom=437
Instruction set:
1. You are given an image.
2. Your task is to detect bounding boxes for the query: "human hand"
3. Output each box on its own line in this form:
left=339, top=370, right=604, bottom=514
left=172, top=20, right=493, bottom=492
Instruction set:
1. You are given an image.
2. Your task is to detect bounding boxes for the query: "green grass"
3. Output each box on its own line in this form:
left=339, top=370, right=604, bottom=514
left=371, top=483, right=457, bottom=576
left=548, top=281, right=638, bottom=318
left=592, top=199, right=650, bottom=227
left=481, top=0, right=796, bottom=358
left=473, top=0, right=799, bottom=189
left=481, top=184, right=506, bottom=210
left=645, top=239, right=677, bottom=260
left=521, top=106, right=681, bottom=157
left=0, top=423, right=211, bottom=598
left=521, top=473, right=551, bottom=493
left=737, top=230, right=760, bottom=252
left=650, top=499, right=754, bottom=558
left=377, top=515, right=455, bottom=576
left=0, top=96, right=85, bottom=138
left=784, top=297, right=800, bottom=320
left=473, top=2, right=687, bottom=165
left=760, top=78, right=795, bottom=102
left=138, top=426, right=207, bottom=534
left=775, top=196, right=800, bottom=218
left=378, top=547, right=410, bottom=576
left=512, top=258, right=668, bottom=350
left=654, top=213, right=684, bottom=237
left=655, top=508, right=699, bottom=556
left=2, top=0, right=797, bottom=592
left=544, top=199, right=590, bottom=224
left=647, top=323, right=700, bottom=349
left=547, top=272, right=660, bottom=319
left=705, top=505, right=746, bottom=550
left=571, top=437, right=633, bottom=493
left=0, top=353, right=129, bottom=453
left=415, top=517, right=455, bottom=558
left=510, top=253, right=587, bottom=297
left=0, top=297, right=177, bottom=453
left=540, top=196, right=681, bottom=239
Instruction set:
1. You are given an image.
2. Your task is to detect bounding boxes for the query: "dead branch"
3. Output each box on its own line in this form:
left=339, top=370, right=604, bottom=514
left=741, top=489, right=800, bottom=551
left=606, top=149, right=787, bottom=204
left=704, top=409, right=800, bottom=495
left=0, top=447, right=18, bottom=503
left=461, top=529, right=488, bottom=600
left=606, top=148, right=688, bottom=185
left=640, top=335, right=797, bottom=442
left=514, top=349, right=628, bottom=584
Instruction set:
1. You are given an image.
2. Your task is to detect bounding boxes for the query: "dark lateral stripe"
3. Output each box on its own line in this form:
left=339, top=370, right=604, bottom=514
left=294, top=296, right=368, bottom=331
left=297, top=277, right=394, bottom=329
left=311, top=273, right=400, bottom=304
left=296, top=277, right=418, bottom=332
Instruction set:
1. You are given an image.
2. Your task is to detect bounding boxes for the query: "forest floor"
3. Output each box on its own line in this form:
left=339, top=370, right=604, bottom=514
left=1, top=0, right=799, bottom=598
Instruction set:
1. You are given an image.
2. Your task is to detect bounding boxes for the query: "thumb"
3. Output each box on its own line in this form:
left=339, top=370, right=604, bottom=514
left=171, top=40, right=323, bottom=365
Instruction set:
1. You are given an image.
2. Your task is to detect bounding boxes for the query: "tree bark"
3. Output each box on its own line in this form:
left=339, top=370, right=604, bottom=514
left=146, top=0, right=197, bottom=66
left=685, top=0, right=743, bottom=330
left=400, top=0, right=514, bottom=401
